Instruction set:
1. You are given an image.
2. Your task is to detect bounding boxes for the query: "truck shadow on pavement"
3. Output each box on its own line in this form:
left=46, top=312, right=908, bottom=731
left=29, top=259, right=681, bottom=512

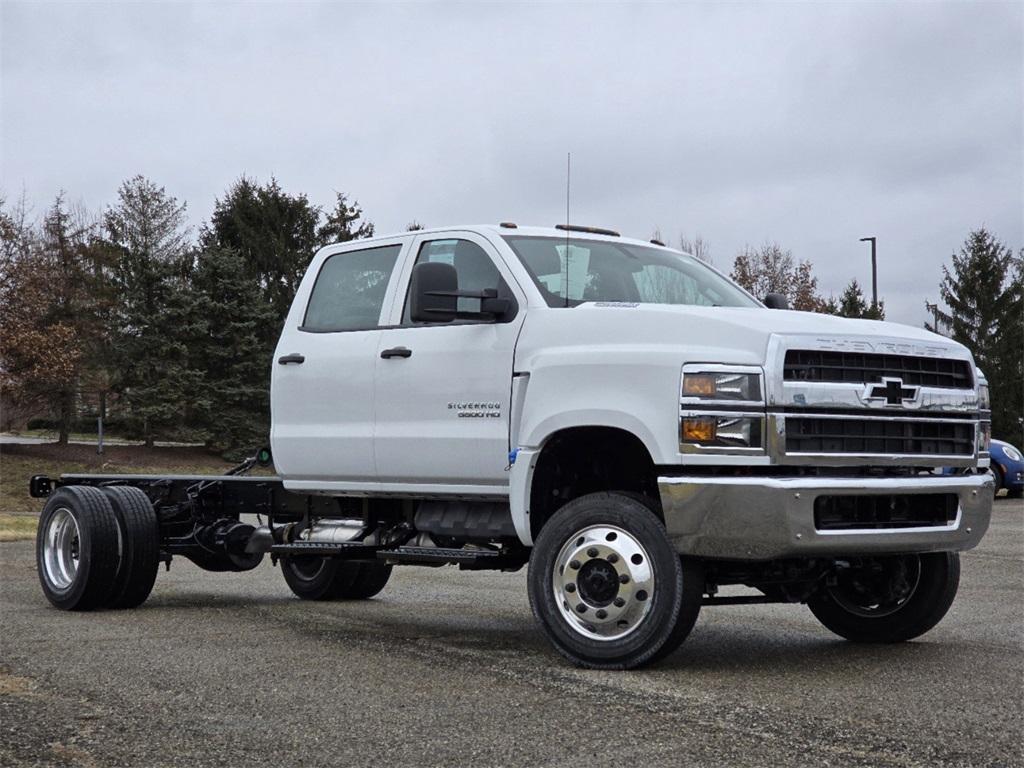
left=138, top=588, right=947, bottom=675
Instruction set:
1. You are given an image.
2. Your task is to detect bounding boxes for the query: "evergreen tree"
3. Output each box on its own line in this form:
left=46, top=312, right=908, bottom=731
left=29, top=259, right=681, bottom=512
left=199, top=178, right=373, bottom=455
left=204, top=180, right=374, bottom=324
left=992, top=253, right=1023, bottom=446
left=937, top=229, right=1021, bottom=444
left=835, top=278, right=885, bottom=320
left=203, top=177, right=322, bottom=323
left=319, top=192, right=374, bottom=245
left=189, top=246, right=278, bottom=455
left=104, top=176, right=198, bottom=447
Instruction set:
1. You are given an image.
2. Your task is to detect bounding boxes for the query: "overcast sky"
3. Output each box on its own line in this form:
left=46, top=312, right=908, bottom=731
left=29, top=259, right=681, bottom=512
left=2, top=1, right=1021, bottom=325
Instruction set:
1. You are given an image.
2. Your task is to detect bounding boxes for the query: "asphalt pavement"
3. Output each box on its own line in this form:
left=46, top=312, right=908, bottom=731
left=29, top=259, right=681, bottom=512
left=1, top=498, right=1021, bottom=767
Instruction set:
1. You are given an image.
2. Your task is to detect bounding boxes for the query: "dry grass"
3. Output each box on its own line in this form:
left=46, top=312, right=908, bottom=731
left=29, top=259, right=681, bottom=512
left=0, top=443, right=245, bottom=517
left=0, top=514, right=38, bottom=542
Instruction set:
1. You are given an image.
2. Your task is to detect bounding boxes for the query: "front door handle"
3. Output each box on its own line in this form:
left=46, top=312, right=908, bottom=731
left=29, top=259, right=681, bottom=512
left=277, top=353, right=306, bottom=365
left=380, top=346, right=412, bottom=359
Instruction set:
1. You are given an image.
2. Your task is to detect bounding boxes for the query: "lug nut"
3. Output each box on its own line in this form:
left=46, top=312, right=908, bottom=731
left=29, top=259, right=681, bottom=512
left=607, top=553, right=619, bottom=564
left=569, top=560, right=581, bottom=570
left=587, top=547, right=599, bottom=558
left=565, top=583, right=576, bottom=593
left=613, top=597, right=625, bottom=607
left=576, top=604, right=587, bottom=614
left=619, top=573, right=630, bottom=584
left=595, top=609, right=608, bottom=619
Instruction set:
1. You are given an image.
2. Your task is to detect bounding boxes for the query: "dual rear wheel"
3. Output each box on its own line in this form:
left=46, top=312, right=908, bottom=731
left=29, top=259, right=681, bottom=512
left=37, top=485, right=160, bottom=611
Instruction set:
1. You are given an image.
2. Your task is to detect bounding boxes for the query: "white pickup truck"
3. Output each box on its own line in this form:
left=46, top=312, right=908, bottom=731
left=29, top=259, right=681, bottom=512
left=32, top=224, right=994, bottom=669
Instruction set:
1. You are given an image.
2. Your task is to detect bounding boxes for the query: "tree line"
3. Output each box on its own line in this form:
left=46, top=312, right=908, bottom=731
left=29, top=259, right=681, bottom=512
left=2, top=180, right=1021, bottom=453
left=1, top=176, right=373, bottom=454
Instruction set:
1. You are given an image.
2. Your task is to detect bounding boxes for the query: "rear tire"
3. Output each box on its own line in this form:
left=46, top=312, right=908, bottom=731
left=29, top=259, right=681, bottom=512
left=36, top=486, right=121, bottom=611
left=280, top=557, right=392, bottom=600
left=344, top=562, right=393, bottom=599
left=527, top=492, right=702, bottom=670
left=808, top=552, right=960, bottom=643
left=102, top=486, right=160, bottom=609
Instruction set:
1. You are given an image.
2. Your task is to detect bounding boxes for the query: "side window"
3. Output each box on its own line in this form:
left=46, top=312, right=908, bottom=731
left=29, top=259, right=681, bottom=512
left=302, top=244, right=402, bottom=332
left=402, top=239, right=507, bottom=323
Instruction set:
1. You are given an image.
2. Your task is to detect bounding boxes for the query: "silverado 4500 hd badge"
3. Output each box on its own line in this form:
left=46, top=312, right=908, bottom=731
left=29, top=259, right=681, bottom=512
left=448, top=402, right=502, bottom=418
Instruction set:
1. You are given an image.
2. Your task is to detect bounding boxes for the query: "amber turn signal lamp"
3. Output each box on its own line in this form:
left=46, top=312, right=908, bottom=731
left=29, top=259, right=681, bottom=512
left=682, top=418, right=717, bottom=443
left=683, top=374, right=717, bottom=397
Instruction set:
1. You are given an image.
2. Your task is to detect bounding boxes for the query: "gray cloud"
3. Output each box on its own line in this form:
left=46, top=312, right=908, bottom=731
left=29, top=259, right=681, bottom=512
left=2, top=1, right=1021, bottom=325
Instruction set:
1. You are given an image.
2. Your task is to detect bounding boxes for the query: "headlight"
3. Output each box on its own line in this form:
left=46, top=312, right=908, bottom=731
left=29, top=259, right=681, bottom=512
left=1004, top=445, right=1023, bottom=463
left=681, top=416, right=763, bottom=449
left=979, top=422, right=991, bottom=453
left=978, top=383, right=990, bottom=410
left=681, top=369, right=763, bottom=403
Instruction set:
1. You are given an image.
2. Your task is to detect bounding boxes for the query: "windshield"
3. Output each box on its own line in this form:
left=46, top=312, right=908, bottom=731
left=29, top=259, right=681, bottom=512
left=502, top=235, right=759, bottom=309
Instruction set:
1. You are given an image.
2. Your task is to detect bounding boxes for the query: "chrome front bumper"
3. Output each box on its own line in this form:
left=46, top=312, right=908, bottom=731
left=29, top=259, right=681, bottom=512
left=658, top=473, right=993, bottom=561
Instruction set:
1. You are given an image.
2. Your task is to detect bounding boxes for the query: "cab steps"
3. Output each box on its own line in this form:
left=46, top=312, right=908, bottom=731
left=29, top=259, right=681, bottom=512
left=269, top=541, right=525, bottom=570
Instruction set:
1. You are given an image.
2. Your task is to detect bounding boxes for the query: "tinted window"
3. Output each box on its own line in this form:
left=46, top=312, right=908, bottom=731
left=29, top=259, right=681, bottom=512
left=502, top=236, right=758, bottom=309
left=303, top=244, right=402, bottom=332
left=402, top=239, right=507, bottom=323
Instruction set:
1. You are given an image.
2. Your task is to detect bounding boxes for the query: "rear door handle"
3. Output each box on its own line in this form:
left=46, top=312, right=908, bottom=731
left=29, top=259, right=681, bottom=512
left=380, top=347, right=412, bottom=359
left=277, top=353, right=305, bottom=365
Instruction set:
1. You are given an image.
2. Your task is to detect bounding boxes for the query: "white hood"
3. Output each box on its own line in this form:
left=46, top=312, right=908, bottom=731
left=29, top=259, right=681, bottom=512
left=518, top=303, right=971, bottom=368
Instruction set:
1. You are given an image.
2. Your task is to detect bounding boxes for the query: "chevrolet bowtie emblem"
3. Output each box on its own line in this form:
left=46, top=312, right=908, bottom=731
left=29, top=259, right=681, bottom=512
left=863, top=377, right=919, bottom=406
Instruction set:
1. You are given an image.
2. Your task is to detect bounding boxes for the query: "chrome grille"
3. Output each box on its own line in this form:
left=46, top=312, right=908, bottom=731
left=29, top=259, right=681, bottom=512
left=785, top=417, right=974, bottom=456
left=783, top=350, right=972, bottom=389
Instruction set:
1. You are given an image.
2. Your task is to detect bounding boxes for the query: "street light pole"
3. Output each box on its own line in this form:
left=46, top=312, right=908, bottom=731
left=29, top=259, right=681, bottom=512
left=859, top=236, right=878, bottom=310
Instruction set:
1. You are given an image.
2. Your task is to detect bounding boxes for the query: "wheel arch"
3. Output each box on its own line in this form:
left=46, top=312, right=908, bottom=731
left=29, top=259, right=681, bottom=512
left=511, top=425, right=661, bottom=546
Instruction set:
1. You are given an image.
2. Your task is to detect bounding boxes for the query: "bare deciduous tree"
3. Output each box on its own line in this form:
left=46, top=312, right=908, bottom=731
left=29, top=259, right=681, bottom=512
left=731, top=242, right=826, bottom=311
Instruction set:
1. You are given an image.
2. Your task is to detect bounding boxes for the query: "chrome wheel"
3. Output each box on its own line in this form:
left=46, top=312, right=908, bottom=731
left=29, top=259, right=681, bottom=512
left=43, top=507, right=81, bottom=591
left=552, top=524, right=654, bottom=641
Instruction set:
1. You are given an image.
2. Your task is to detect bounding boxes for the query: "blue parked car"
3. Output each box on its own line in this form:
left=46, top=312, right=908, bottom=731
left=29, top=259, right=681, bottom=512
left=990, top=439, right=1024, bottom=499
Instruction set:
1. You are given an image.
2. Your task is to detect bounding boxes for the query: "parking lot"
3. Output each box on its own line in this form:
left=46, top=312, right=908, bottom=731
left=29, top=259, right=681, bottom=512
left=1, top=497, right=1021, bottom=767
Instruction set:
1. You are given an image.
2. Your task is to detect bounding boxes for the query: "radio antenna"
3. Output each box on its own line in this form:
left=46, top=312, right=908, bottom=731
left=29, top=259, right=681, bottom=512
left=564, top=152, right=570, bottom=308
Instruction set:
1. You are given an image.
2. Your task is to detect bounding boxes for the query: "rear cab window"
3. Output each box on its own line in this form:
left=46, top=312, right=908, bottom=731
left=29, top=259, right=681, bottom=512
left=302, top=244, right=403, bottom=332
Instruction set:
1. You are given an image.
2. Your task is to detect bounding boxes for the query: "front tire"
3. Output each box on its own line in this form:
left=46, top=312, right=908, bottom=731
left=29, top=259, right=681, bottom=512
left=808, top=552, right=960, bottom=643
left=528, top=492, right=702, bottom=670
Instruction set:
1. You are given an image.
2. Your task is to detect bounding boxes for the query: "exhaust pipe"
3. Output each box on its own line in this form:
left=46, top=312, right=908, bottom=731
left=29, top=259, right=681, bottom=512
left=245, top=519, right=365, bottom=554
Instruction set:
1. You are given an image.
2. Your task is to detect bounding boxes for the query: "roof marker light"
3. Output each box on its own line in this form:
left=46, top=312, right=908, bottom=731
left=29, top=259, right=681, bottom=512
left=554, top=224, right=620, bottom=237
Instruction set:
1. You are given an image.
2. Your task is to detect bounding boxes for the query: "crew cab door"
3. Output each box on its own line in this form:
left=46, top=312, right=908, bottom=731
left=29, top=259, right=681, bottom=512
left=374, top=232, right=526, bottom=494
left=271, top=238, right=407, bottom=487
